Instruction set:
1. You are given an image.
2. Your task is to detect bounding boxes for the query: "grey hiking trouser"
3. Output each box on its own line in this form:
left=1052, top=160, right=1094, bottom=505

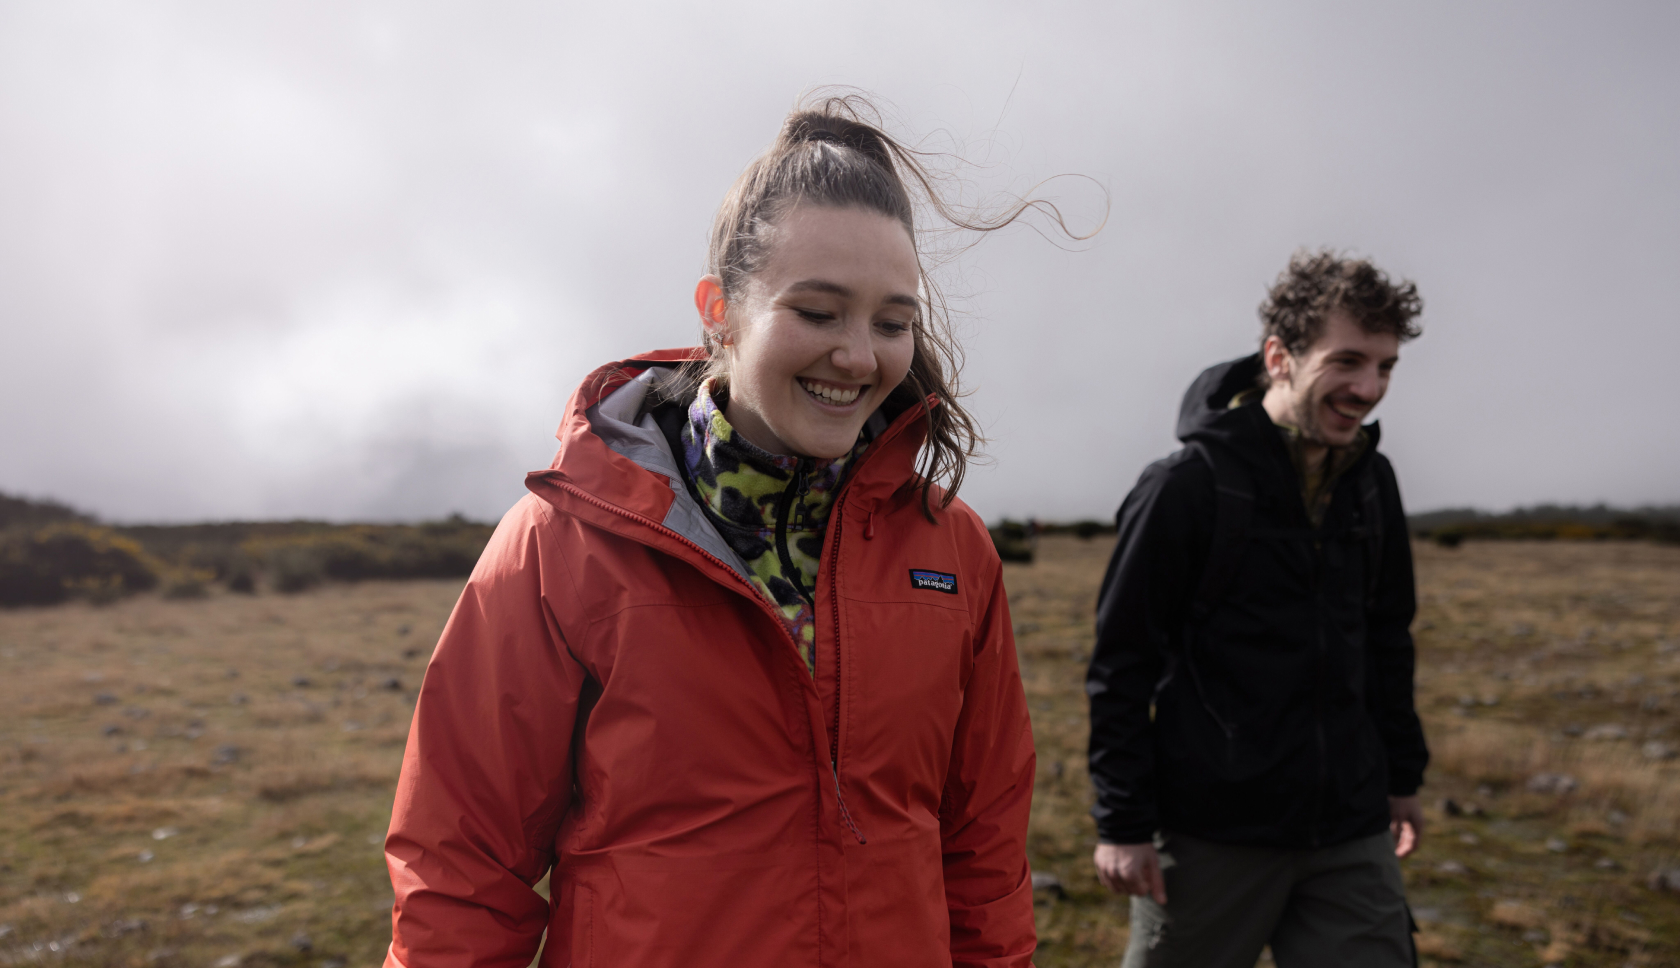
left=1121, top=830, right=1415, bottom=968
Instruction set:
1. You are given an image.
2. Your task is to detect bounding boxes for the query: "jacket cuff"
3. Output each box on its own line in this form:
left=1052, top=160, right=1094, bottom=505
left=1388, top=770, right=1423, bottom=797
left=1094, top=814, right=1158, bottom=845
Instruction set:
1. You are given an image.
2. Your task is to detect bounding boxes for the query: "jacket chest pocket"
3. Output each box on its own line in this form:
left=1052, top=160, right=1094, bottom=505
left=835, top=599, right=972, bottom=800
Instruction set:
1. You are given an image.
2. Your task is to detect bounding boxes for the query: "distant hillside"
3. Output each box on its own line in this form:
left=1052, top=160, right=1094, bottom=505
left=0, top=492, right=88, bottom=530
left=1, top=491, right=491, bottom=607
left=1409, top=504, right=1680, bottom=546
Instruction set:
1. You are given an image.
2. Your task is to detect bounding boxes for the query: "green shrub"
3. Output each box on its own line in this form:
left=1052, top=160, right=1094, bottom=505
left=265, top=545, right=327, bottom=593
left=245, top=520, right=492, bottom=591
left=161, top=567, right=215, bottom=600
left=0, top=523, right=161, bottom=607
left=989, top=520, right=1035, bottom=564
left=1070, top=519, right=1112, bottom=540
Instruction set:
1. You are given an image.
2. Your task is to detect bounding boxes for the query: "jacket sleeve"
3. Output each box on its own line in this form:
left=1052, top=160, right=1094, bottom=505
left=941, top=559, right=1037, bottom=968
left=1365, top=456, right=1429, bottom=795
left=1086, top=457, right=1209, bottom=844
left=385, top=502, right=585, bottom=968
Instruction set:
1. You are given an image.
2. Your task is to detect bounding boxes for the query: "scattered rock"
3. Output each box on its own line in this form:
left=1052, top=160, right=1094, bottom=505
left=137, top=849, right=154, bottom=863
left=1030, top=870, right=1066, bottom=899
left=1583, top=724, right=1628, bottom=741
left=398, top=624, right=412, bottom=636
left=123, top=706, right=150, bottom=719
left=93, top=692, right=118, bottom=705
left=322, top=960, right=347, bottom=968
left=1595, top=857, right=1621, bottom=870
left=102, top=724, right=122, bottom=736
left=232, top=906, right=280, bottom=925
left=1561, top=724, right=1584, bottom=737
left=288, top=933, right=313, bottom=953
left=229, top=692, right=248, bottom=705
left=1648, top=868, right=1680, bottom=892
left=152, top=827, right=179, bottom=841
left=291, top=675, right=312, bottom=688
left=104, top=919, right=147, bottom=937
left=1438, top=797, right=1462, bottom=817
left=1489, top=899, right=1545, bottom=929
left=1436, top=860, right=1467, bottom=875
left=402, top=647, right=421, bottom=659
left=1521, top=928, right=1547, bottom=943
left=382, top=677, right=402, bottom=691
left=211, top=744, right=240, bottom=766
left=1641, top=740, right=1678, bottom=761
left=1526, top=773, right=1578, bottom=795
left=1459, top=833, right=1480, bottom=845
left=1545, top=836, right=1568, bottom=853
left=212, top=956, right=241, bottom=968
left=342, top=721, right=363, bottom=732
left=1608, top=809, right=1629, bottom=826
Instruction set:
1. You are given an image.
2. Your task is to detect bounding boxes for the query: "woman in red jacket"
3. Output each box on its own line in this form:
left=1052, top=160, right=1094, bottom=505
left=385, top=95, right=1043, bottom=968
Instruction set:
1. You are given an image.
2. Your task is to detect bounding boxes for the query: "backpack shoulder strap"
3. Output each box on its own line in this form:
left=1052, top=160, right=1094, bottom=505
left=1186, top=440, right=1255, bottom=624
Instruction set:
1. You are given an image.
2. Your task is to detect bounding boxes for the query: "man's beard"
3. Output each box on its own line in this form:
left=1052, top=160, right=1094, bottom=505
left=1291, top=388, right=1334, bottom=447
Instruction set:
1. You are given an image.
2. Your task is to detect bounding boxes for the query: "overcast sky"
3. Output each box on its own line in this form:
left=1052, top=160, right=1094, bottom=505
left=2, top=1, right=1676, bottom=524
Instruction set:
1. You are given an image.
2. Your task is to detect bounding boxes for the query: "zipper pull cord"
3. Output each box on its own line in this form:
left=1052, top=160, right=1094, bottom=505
left=791, top=459, right=812, bottom=530
left=863, top=508, right=876, bottom=540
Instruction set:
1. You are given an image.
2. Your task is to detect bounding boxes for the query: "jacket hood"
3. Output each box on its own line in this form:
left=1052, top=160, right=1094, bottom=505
left=527, top=348, right=934, bottom=554
left=1176, top=354, right=1382, bottom=466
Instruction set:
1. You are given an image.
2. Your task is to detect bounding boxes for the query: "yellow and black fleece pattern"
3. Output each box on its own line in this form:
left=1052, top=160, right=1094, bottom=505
left=680, top=379, right=865, bottom=674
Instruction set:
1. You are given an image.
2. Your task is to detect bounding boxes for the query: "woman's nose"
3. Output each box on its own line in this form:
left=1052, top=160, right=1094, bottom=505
left=829, top=320, right=877, bottom=377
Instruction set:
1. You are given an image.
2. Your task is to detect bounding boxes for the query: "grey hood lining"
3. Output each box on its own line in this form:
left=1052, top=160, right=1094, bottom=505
left=584, top=366, right=753, bottom=582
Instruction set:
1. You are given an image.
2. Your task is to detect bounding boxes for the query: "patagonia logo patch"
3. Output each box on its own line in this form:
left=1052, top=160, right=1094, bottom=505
left=909, top=569, right=958, bottom=595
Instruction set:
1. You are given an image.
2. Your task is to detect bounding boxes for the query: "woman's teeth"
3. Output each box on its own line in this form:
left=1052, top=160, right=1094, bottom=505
left=800, top=380, right=862, bottom=406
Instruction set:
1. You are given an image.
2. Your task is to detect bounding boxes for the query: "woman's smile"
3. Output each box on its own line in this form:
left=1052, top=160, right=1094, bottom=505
left=797, top=377, right=867, bottom=408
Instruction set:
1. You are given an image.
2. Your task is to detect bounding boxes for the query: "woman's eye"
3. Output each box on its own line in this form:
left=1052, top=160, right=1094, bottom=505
left=877, top=319, right=913, bottom=335
left=794, top=308, right=836, bottom=323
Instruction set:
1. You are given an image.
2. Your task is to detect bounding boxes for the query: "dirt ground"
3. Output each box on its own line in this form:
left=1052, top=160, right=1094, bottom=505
left=1, top=537, right=1676, bottom=966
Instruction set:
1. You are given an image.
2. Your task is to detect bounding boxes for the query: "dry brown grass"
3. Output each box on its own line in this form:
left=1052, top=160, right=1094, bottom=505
left=3, top=538, right=1677, bottom=966
left=0, top=580, right=457, bottom=967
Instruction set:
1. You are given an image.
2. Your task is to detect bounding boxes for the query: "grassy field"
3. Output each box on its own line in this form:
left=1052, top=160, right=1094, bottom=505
left=2, top=538, right=1677, bottom=966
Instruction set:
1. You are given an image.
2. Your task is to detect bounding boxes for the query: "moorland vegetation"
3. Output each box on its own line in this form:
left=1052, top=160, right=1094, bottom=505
left=0, top=536, right=1676, bottom=967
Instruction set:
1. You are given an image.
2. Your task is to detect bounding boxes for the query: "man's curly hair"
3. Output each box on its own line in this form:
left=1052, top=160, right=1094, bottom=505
left=1259, top=249, right=1423, bottom=359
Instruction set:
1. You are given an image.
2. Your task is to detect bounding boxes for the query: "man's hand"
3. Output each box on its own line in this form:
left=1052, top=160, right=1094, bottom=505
left=1094, top=842, right=1167, bottom=904
left=1389, top=795, right=1424, bottom=858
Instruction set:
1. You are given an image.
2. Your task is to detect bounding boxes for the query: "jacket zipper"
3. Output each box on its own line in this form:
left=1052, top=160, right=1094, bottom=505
left=1309, top=537, right=1328, bottom=847
left=548, top=476, right=867, bottom=844
left=823, top=470, right=866, bottom=843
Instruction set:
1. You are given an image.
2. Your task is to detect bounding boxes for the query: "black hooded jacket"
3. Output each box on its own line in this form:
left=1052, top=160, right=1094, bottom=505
left=1086, top=355, right=1429, bottom=848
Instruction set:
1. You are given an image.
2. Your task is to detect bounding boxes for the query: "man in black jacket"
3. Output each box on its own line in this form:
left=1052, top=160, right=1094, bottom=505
left=1088, top=251, right=1430, bottom=967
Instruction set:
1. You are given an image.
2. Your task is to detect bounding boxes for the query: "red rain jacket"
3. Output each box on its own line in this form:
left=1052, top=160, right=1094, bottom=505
left=385, top=350, right=1037, bottom=967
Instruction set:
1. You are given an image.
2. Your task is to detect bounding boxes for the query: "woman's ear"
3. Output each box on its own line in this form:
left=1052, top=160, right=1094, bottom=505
left=694, top=275, right=730, bottom=345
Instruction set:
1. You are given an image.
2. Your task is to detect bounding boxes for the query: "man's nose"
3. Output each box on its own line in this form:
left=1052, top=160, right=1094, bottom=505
left=1351, top=366, right=1385, bottom=404
left=830, top=319, right=877, bottom=378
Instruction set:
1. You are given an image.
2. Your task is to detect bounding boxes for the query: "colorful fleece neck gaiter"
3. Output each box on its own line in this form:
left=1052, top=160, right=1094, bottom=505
left=680, top=379, right=864, bottom=675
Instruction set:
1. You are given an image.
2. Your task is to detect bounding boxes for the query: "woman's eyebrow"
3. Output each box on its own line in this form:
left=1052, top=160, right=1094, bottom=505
left=786, top=279, right=918, bottom=307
